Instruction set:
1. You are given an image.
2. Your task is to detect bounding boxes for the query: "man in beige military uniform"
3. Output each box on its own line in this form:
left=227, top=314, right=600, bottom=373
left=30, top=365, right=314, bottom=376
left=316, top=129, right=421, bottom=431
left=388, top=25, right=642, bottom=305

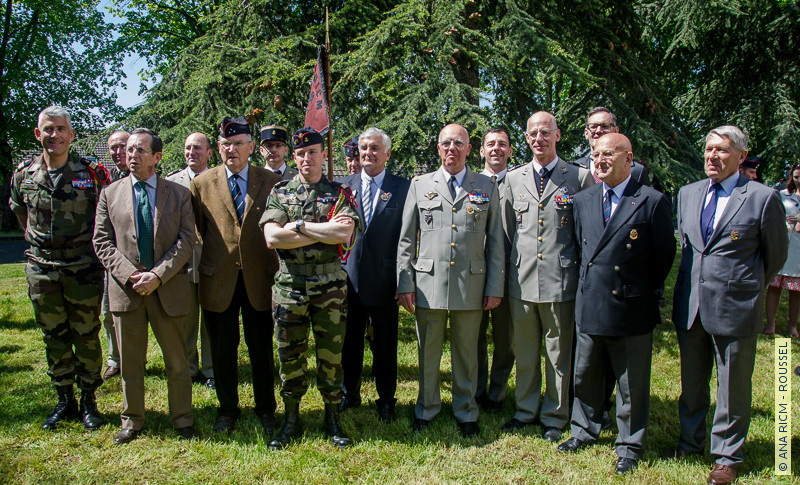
left=397, top=123, right=504, bottom=438
left=259, top=124, right=297, bottom=180
left=501, top=111, right=594, bottom=442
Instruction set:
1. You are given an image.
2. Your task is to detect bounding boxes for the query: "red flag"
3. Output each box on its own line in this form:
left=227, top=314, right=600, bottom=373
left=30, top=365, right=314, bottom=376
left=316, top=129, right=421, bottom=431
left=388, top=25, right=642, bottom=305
left=304, top=46, right=330, bottom=135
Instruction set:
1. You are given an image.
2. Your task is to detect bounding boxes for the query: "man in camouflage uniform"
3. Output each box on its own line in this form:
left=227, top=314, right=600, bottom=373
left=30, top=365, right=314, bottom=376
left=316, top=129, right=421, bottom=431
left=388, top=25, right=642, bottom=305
left=8, top=106, right=106, bottom=431
left=100, top=129, right=130, bottom=381
left=260, top=127, right=359, bottom=450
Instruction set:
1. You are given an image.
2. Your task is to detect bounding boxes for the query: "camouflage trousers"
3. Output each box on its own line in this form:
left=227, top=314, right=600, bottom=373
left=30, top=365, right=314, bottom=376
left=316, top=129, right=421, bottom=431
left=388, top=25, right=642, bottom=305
left=273, top=270, right=347, bottom=403
left=25, top=260, right=104, bottom=390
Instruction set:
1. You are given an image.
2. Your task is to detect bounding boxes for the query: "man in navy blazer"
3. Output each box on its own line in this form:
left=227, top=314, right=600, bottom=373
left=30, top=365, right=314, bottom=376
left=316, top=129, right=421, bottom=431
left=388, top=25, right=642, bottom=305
left=557, top=134, right=675, bottom=475
left=338, top=127, right=410, bottom=423
left=667, top=125, right=787, bottom=485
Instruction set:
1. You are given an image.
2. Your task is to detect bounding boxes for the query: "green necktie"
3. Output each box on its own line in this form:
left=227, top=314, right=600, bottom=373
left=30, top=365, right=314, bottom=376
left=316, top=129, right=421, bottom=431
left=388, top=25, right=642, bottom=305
left=136, top=181, right=155, bottom=270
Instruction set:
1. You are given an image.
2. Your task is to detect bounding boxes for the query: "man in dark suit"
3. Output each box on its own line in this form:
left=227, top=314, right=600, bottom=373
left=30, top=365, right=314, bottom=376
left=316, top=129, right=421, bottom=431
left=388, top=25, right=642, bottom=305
left=259, top=124, right=297, bottom=180
left=93, top=128, right=198, bottom=444
left=557, top=134, right=675, bottom=475
left=337, top=127, right=410, bottom=423
left=666, top=125, right=788, bottom=485
left=190, top=116, right=282, bottom=435
left=572, top=107, right=650, bottom=187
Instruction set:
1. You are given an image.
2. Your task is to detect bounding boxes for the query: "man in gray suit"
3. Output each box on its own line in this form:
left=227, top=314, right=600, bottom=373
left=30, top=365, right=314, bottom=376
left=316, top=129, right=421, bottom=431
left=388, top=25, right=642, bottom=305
left=501, top=112, right=594, bottom=442
left=476, top=128, right=515, bottom=412
left=572, top=107, right=650, bottom=187
left=166, top=132, right=214, bottom=389
left=259, top=125, right=297, bottom=180
left=667, top=125, right=787, bottom=485
left=398, top=123, right=504, bottom=437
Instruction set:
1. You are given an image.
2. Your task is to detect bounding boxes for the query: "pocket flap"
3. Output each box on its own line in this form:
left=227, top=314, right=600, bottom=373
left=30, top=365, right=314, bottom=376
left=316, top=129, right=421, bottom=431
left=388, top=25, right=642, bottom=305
left=420, top=200, right=442, bottom=211
left=470, top=260, right=486, bottom=274
left=728, top=279, right=759, bottom=291
left=412, top=258, right=434, bottom=273
left=513, top=201, right=529, bottom=212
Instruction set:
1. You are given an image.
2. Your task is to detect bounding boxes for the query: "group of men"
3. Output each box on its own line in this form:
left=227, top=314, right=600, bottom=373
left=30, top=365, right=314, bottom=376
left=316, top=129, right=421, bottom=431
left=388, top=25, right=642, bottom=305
left=11, top=104, right=787, bottom=484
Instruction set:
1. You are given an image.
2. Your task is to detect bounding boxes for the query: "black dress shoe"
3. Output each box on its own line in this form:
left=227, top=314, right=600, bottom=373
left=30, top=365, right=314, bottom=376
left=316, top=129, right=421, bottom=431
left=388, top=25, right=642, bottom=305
left=478, top=396, right=503, bottom=412
left=557, top=437, right=586, bottom=453
left=177, top=426, right=199, bottom=441
left=377, top=402, right=396, bottom=424
left=601, top=410, right=613, bottom=430
left=615, top=457, right=638, bottom=475
left=542, top=427, right=562, bottom=442
left=259, top=413, right=277, bottom=435
left=213, top=415, right=237, bottom=434
left=458, top=421, right=480, bottom=438
left=501, top=418, right=534, bottom=432
left=662, top=445, right=702, bottom=460
left=205, top=378, right=215, bottom=390
left=114, top=428, right=139, bottom=445
left=411, top=418, right=431, bottom=433
left=338, top=395, right=361, bottom=412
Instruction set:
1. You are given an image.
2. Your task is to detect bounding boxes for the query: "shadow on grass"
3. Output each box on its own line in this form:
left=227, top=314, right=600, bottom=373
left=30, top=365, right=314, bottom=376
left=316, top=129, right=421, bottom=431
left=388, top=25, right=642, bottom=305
left=0, top=345, right=22, bottom=353
left=0, top=317, right=37, bottom=331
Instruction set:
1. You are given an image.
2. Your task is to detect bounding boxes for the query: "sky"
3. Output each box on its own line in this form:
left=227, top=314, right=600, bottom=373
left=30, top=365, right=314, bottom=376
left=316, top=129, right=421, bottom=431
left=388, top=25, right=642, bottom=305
left=100, top=0, right=148, bottom=109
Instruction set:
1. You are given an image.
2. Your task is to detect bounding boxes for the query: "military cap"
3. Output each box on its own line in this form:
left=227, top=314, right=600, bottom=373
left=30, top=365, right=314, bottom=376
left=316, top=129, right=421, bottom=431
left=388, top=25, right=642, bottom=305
left=220, top=116, right=250, bottom=138
left=260, top=125, right=288, bottom=144
left=292, top=127, right=324, bottom=148
left=343, top=136, right=360, bottom=158
left=741, top=155, right=762, bottom=170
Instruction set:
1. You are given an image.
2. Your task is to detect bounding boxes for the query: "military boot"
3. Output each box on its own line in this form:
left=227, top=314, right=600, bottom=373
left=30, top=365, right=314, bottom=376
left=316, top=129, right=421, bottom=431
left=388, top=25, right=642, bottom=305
left=323, top=402, right=352, bottom=449
left=42, top=385, right=79, bottom=430
left=268, top=398, right=302, bottom=450
left=79, top=389, right=106, bottom=431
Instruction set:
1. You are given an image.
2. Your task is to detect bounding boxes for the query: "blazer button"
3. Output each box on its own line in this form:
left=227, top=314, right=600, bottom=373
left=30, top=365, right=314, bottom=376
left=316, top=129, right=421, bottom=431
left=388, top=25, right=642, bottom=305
left=451, top=224, right=457, bottom=229
left=537, top=236, right=542, bottom=241
left=614, top=266, right=620, bottom=272
left=538, top=219, right=543, bottom=225
left=452, top=207, right=457, bottom=212
left=537, top=253, right=542, bottom=259
left=612, top=290, right=618, bottom=296
left=538, top=203, right=543, bottom=208
left=588, top=262, right=593, bottom=267
left=450, top=261, right=455, bottom=266
left=626, top=243, right=632, bottom=249
left=235, top=261, right=240, bottom=266
left=451, top=242, right=456, bottom=247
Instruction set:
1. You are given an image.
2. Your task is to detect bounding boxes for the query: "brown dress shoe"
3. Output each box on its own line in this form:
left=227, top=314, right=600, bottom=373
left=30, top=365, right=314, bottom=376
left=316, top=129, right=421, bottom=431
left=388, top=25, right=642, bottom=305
left=114, top=428, right=139, bottom=445
left=707, top=464, right=737, bottom=484
left=102, top=366, right=120, bottom=380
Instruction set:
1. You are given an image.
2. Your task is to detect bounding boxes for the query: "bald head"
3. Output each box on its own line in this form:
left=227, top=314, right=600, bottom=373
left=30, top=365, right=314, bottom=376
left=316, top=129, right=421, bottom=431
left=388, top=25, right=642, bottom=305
left=437, top=124, right=472, bottom=175
left=593, top=133, right=633, bottom=188
left=525, top=111, right=561, bottom=164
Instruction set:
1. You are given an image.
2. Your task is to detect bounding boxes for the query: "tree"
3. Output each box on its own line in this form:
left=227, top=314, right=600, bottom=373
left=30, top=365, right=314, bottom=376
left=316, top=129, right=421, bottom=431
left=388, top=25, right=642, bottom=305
left=0, top=0, right=125, bottom=229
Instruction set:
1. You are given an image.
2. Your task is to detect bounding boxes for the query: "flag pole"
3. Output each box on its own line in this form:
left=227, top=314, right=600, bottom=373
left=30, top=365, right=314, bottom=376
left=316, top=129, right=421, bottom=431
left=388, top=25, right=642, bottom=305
left=324, top=7, right=334, bottom=181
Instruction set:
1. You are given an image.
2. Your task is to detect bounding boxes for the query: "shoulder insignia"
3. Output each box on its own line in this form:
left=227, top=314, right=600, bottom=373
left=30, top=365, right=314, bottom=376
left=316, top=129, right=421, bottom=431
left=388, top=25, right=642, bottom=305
left=81, top=157, right=110, bottom=184
left=167, top=169, right=182, bottom=177
left=414, top=175, right=419, bottom=181
left=16, top=157, right=34, bottom=171
left=508, top=165, right=522, bottom=172
left=274, top=179, right=291, bottom=188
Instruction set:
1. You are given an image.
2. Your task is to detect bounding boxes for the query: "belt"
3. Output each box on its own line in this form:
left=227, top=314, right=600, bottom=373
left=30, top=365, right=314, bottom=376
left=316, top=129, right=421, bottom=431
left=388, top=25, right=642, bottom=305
left=279, top=261, right=341, bottom=276
left=30, top=246, right=92, bottom=260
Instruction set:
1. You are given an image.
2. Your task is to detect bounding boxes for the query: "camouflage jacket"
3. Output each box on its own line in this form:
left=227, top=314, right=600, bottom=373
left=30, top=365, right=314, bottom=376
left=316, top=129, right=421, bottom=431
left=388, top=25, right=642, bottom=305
left=9, top=153, right=103, bottom=267
left=259, top=177, right=360, bottom=268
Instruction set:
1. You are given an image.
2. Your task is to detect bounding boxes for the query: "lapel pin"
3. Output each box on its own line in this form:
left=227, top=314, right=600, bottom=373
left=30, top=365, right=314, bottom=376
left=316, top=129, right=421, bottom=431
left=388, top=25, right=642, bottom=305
left=381, top=192, right=390, bottom=201
left=629, top=229, right=638, bottom=240
left=425, top=191, right=437, bottom=200
left=730, top=230, right=740, bottom=240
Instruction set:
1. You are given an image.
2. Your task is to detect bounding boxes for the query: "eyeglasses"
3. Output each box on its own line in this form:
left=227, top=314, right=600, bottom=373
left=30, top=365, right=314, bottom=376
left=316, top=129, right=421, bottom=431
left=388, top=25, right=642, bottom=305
left=220, top=140, right=249, bottom=149
left=586, top=123, right=616, bottom=132
left=438, top=139, right=466, bottom=149
left=526, top=129, right=553, bottom=138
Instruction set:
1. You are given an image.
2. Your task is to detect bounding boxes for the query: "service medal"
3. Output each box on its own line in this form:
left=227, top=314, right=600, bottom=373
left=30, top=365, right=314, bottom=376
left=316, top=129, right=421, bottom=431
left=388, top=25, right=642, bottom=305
left=381, top=192, right=390, bottom=201
left=424, top=213, right=433, bottom=225
left=516, top=213, right=522, bottom=223
left=561, top=216, right=568, bottom=226
left=730, top=230, right=740, bottom=240
left=630, top=229, right=638, bottom=240
left=288, top=208, right=295, bottom=217
left=467, top=206, right=475, bottom=214
left=560, top=186, right=569, bottom=194
left=425, top=191, right=437, bottom=200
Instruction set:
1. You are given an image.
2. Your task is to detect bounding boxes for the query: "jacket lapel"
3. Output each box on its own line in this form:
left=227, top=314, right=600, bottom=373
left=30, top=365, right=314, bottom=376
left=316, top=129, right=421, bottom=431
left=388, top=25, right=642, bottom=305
left=244, top=166, right=262, bottom=217
left=593, top=180, right=645, bottom=257
left=542, top=158, right=567, bottom=201
left=521, top=163, right=540, bottom=202
left=434, top=169, right=454, bottom=204
left=707, top=176, right=748, bottom=247
left=370, top=173, right=395, bottom=222
left=153, top=177, right=167, bottom=245
left=215, top=168, right=238, bottom=222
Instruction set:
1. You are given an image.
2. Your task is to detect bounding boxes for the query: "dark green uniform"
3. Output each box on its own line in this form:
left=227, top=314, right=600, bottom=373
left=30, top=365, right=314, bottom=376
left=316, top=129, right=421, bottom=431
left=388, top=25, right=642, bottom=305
left=259, top=177, right=359, bottom=403
left=9, top=153, right=105, bottom=390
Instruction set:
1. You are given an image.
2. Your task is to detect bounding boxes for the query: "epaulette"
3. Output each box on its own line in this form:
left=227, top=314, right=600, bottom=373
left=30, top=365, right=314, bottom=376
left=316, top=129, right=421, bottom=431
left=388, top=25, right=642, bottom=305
left=80, top=157, right=111, bottom=184
left=167, top=168, right=182, bottom=177
left=16, top=157, right=34, bottom=171
left=508, top=164, right=522, bottom=172
left=274, top=179, right=291, bottom=188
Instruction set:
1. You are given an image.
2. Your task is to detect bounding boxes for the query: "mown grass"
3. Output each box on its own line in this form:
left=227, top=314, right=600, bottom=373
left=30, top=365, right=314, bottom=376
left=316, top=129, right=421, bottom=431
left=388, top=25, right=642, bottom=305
left=0, top=259, right=799, bottom=484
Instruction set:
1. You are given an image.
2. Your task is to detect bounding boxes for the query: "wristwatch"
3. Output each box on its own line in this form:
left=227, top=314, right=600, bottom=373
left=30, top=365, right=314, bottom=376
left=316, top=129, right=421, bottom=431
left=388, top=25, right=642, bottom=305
left=294, top=219, right=305, bottom=233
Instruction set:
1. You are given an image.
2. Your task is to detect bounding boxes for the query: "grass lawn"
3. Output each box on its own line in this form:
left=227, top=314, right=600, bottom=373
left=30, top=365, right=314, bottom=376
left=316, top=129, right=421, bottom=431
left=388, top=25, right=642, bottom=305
left=0, top=258, right=799, bottom=484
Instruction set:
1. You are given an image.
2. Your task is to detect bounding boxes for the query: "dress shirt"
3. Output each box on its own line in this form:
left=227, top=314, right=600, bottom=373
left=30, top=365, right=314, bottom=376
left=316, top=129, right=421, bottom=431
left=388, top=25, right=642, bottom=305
left=482, top=167, right=508, bottom=183
left=704, top=172, right=740, bottom=230
left=361, top=169, right=386, bottom=214
left=225, top=164, right=249, bottom=198
left=602, top=175, right=632, bottom=219
left=440, top=166, right=467, bottom=195
left=531, top=156, right=558, bottom=175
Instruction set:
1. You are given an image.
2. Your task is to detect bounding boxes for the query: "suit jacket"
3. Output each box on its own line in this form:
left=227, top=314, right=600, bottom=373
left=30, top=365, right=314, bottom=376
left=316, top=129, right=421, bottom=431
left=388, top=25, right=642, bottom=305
left=93, top=176, right=196, bottom=316
left=190, top=165, right=281, bottom=313
left=397, top=167, right=504, bottom=310
left=503, top=157, right=594, bottom=302
left=574, top=179, right=675, bottom=336
left=573, top=155, right=651, bottom=187
left=673, top=176, right=788, bottom=337
left=167, top=167, right=204, bottom=284
left=281, top=165, right=298, bottom=181
left=338, top=171, right=410, bottom=305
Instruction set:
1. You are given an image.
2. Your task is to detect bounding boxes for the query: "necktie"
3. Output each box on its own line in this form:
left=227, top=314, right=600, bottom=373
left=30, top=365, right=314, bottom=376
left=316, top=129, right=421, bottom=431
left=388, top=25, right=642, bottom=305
left=363, top=176, right=373, bottom=226
left=273, top=169, right=281, bottom=175
left=135, top=181, right=154, bottom=270
left=603, top=190, right=613, bottom=226
left=701, top=183, right=722, bottom=244
left=538, top=167, right=550, bottom=196
left=229, top=174, right=245, bottom=224
left=448, top=175, right=457, bottom=200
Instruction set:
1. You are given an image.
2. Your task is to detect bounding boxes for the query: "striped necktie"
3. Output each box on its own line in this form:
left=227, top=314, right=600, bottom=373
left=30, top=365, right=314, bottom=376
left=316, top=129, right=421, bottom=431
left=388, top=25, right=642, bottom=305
left=229, top=173, right=245, bottom=224
left=363, top=176, right=374, bottom=226
left=135, top=181, right=154, bottom=269
left=603, top=189, right=613, bottom=226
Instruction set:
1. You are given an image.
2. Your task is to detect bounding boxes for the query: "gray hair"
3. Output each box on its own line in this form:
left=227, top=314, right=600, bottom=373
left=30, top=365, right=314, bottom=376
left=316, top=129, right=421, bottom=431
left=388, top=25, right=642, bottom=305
left=359, top=127, right=392, bottom=152
left=109, top=129, right=130, bottom=138
left=707, top=125, right=748, bottom=152
left=38, top=106, right=72, bottom=128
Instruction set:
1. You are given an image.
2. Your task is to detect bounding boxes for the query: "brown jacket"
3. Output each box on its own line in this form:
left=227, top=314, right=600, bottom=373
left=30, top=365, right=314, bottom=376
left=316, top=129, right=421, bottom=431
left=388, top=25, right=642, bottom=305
left=190, top=165, right=280, bottom=312
left=93, top=176, right=197, bottom=316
